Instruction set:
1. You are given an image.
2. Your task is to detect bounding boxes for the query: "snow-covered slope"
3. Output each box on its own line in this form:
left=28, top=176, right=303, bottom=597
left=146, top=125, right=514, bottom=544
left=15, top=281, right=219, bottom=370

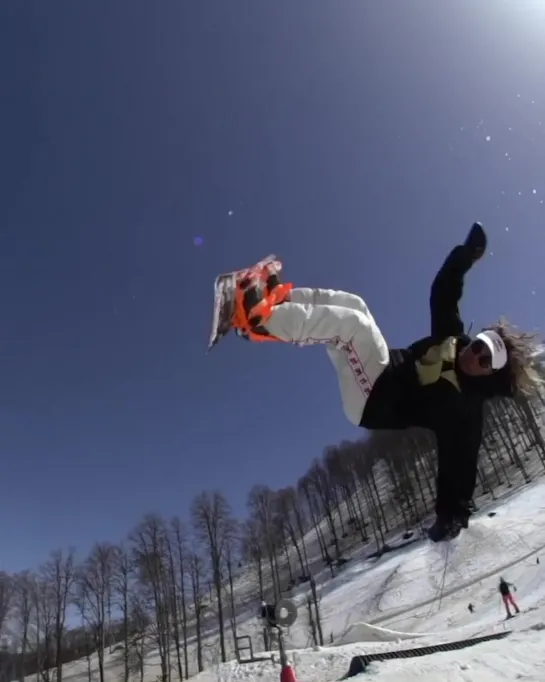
left=31, top=478, right=545, bottom=682
left=188, top=480, right=545, bottom=681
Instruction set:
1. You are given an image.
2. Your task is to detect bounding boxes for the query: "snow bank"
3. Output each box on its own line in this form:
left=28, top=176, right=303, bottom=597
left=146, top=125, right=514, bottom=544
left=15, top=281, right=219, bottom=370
left=190, top=629, right=545, bottom=682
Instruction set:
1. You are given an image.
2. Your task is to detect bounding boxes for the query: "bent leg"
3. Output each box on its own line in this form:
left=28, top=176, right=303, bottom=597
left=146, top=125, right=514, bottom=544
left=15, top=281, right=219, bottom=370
left=289, top=288, right=370, bottom=314
left=265, top=301, right=389, bottom=425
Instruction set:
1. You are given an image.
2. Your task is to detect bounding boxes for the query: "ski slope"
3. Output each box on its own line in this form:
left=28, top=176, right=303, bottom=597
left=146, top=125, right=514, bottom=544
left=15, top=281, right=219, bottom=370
left=51, top=479, right=545, bottom=682
left=189, top=479, right=545, bottom=681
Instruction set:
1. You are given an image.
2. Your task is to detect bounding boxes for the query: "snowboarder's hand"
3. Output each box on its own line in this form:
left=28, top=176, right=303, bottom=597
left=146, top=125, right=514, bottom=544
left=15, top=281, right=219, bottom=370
left=464, top=222, right=487, bottom=262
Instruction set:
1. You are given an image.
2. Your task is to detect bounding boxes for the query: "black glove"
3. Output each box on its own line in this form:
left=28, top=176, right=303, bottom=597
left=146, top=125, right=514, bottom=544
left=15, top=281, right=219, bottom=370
left=464, top=222, right=487, bottom=262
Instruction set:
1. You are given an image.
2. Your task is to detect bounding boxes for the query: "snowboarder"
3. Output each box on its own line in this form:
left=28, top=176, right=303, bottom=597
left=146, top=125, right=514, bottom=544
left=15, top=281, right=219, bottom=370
left=218, top=223, right=541, bottom=542
left=468, top=603, right=475, bottom=614
left=498, top=577, right=520, bottom=618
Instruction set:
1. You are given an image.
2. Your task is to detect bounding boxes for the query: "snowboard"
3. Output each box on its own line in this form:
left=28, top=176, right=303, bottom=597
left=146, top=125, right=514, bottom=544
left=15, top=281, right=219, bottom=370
left=207, top=254, right=282, bottom=352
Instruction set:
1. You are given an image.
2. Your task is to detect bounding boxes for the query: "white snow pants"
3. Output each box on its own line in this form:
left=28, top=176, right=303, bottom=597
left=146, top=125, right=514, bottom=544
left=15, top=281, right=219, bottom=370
left=264, top=288, right=390, bottom=426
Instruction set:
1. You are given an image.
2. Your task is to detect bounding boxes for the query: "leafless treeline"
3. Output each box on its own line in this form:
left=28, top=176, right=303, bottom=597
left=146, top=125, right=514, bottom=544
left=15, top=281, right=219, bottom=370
left=0, top=490, right=248, bottom=682
left=0, top=393, right=543, bottom=682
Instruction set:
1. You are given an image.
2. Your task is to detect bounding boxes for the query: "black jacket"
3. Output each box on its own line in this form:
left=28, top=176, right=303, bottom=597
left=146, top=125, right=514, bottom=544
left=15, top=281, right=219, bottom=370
left=499, top=580, right=513, bottom=596
left=360, top=244, right=513, bottom=519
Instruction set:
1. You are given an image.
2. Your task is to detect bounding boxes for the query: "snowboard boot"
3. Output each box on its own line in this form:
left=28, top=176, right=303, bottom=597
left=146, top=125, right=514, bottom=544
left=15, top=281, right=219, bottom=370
left=208, top=256, right=292, bottom=351
left=233, top=261, right=292, bottom=340
left=428, top=515, right=465, bottom=542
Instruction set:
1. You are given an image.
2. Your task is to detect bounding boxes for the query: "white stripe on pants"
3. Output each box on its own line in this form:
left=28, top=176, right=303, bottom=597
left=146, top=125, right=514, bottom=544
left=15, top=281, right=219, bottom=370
left=264, top=288, right=390, bottom=426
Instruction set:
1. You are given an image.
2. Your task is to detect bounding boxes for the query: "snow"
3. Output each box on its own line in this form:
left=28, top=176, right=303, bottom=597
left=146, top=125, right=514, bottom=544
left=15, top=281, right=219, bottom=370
left=185, top=480, right=545, bottom=681
left=191, top=632, right=545, bottom=681
left=334, top=621, right=431, bottom=645
left=44, top=479, right=545, bottom=682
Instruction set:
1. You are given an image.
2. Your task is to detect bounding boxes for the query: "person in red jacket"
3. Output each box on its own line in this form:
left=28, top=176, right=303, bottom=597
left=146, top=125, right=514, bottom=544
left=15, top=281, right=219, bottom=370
left=217, top=223, right=541, bottom=542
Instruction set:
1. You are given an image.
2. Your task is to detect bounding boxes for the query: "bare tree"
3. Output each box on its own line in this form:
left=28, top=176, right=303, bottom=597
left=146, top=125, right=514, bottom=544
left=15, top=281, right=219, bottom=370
left=308, top=576, right=324, bottom=646
left=247, top=486, right=282, bottom=600
left=0, top=572, right=13, bottom=636
left=12, top=572, right=33, bottom=682
left=111, top=544, right=133, bottom=682
left=297, top=476, right=331, bottom=567
left=130, top=515, right=171, bottom=682
left=31, top=576, right=56, bottom=682
left=72, top=583, right=93, bottom=682
left=241, top=519, right=265, bottom=598
left=188, top=551, right=206, bottom=674
left=126, top=594, right=151, bottom=682
left=224, top=521, right=240, bottom=645
left=162, top=523, right=184, bottom=682
left=170, top=518, right=190, bottom=680
left=274, top=488, right=312, bottom=579
left=76, top=543, right=116, bottom=682
left=191, top=491, right=235, bottom=663
left=0, top=572, right=14, bottom=682
left=41, top=549, right=75, bottom=682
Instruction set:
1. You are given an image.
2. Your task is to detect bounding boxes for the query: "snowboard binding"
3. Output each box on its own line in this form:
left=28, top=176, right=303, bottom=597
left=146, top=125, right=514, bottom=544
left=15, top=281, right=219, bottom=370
left=208, top=255, right=292, bottom=351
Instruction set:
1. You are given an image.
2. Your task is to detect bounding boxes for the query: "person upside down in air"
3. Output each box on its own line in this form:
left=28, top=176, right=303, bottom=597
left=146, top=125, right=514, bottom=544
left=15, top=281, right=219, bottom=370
left=226, top=223, right=541, bottom=542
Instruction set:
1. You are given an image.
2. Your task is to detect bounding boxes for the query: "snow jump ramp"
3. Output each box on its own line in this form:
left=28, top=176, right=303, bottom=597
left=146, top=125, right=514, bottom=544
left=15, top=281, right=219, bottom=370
left=341, top=630, right=511, bottom=678
left=335, top=621, right=433, bottom=645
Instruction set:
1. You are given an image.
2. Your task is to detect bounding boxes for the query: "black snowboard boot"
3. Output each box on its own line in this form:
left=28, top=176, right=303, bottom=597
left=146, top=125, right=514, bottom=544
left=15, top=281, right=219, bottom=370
left=428, top=515, right=465, bottom=543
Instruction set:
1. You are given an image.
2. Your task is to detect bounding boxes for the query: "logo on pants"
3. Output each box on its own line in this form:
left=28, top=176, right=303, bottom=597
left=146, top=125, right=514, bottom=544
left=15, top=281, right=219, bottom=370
left=294, top=336, right=373, bottom=396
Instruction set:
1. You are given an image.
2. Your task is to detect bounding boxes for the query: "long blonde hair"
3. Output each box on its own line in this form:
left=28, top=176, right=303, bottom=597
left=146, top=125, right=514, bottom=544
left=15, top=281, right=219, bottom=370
left=488, top=317, right=544, bottom=397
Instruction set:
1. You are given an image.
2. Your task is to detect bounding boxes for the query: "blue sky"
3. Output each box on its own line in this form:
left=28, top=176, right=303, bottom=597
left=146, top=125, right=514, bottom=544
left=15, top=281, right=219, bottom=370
left=1, top=1, right=544, bottom=572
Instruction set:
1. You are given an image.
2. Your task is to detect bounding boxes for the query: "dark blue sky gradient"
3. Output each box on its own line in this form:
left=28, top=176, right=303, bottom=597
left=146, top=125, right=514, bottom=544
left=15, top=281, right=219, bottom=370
left=1, top=1, right=544, bottom=570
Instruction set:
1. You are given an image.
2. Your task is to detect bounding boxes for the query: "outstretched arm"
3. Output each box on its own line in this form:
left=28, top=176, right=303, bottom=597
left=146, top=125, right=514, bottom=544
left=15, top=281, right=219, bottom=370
left=430, top=223, right=487, bottom=339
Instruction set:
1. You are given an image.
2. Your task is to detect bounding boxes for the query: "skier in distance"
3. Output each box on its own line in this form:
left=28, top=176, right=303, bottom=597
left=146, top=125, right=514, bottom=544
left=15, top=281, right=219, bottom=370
left=498, top=577, right=520, bottom=618
left=223, top=223, right=541, bottom=542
